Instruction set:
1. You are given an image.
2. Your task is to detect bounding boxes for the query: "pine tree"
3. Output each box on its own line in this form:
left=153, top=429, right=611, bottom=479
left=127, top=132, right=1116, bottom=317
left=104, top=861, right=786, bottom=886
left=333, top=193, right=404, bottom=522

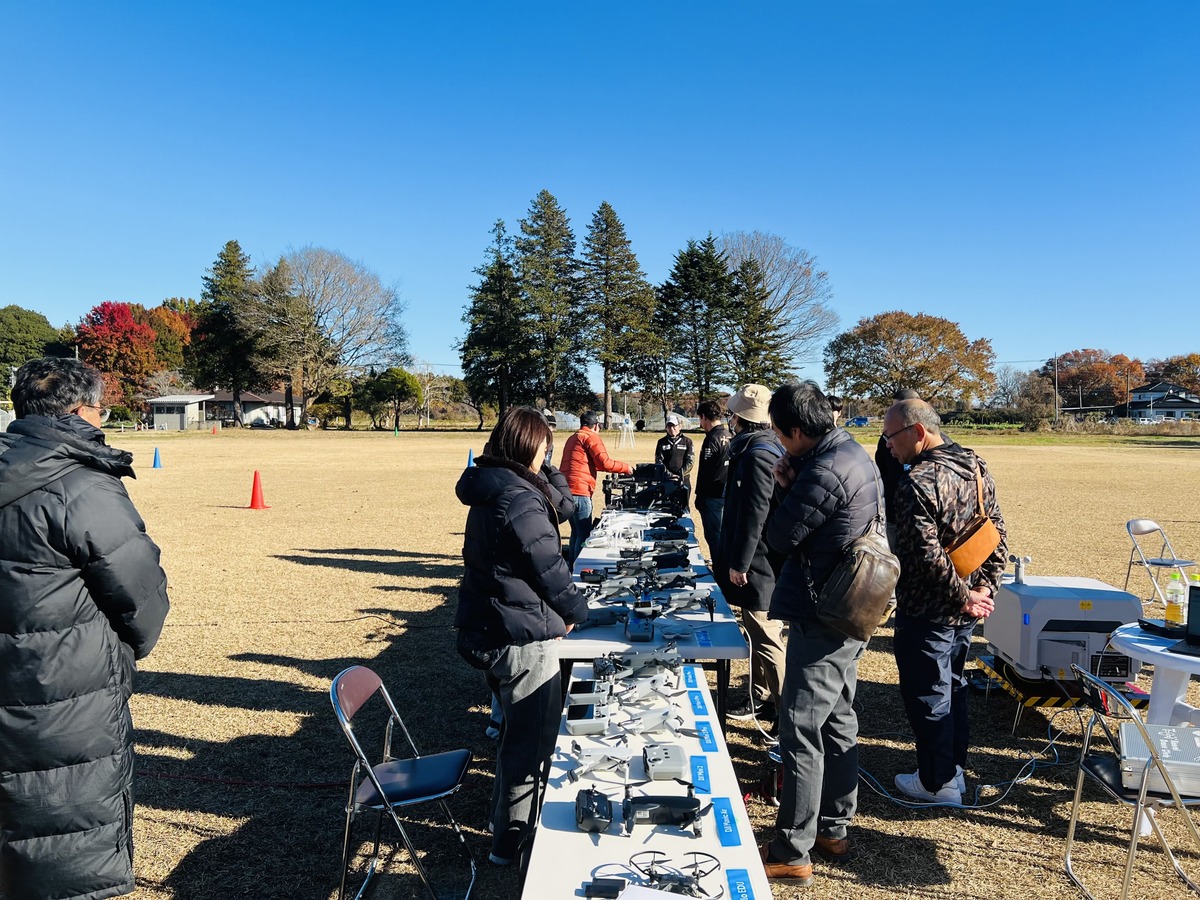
left=580, top=202, right=656, bottom=427
left=515, top=190, right=589, bottom=412
left=458, top=221, right=532, bottom=420
left=186, top=240, right=271, bottom=425
left=723, top=256, right=793, bottom=386
left=657, top=235, right=738, bottom=400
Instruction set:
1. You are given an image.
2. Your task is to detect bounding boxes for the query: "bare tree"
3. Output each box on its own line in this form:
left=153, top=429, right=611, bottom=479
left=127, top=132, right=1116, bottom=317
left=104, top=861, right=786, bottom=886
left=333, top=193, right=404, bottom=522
left=989, top=365, right=1025, bottom=408
left=717, top=230, right=839, bottom=364
left=281, top=247, right=410, bottom=403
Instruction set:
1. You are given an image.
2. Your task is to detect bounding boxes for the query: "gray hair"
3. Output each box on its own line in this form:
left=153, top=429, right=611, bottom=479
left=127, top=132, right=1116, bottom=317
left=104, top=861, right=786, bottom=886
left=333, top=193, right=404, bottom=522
left=12, top=357, right=104, bottom=418
left=890, top=398, right=941, bottom=435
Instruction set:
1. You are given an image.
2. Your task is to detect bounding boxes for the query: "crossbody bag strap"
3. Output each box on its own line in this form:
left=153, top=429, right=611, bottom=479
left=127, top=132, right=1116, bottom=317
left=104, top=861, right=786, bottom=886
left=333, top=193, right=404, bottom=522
left=973, top=461, right=985, bottom=516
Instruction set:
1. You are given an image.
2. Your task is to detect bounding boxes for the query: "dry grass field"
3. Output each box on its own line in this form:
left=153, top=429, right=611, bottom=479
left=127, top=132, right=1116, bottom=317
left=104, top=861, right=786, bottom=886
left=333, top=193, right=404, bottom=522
left=106, top=427, right=1200, bottom=899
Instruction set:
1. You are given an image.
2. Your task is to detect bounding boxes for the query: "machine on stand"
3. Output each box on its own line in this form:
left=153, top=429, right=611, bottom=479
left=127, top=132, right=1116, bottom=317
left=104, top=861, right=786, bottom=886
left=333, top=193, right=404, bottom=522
left=977, top=555, right=1149, bottom=729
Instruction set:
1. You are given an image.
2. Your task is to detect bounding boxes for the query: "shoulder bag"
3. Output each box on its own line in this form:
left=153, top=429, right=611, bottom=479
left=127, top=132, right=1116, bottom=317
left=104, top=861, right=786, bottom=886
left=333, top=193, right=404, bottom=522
left=809, top=514, right=900, bottom=642
left=944, top=461, right=1002, bottom=578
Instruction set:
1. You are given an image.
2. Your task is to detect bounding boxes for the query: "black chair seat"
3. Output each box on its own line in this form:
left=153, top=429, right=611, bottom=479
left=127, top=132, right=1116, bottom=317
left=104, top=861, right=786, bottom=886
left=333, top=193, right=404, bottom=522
left=356, top=749, right=473, bottom=808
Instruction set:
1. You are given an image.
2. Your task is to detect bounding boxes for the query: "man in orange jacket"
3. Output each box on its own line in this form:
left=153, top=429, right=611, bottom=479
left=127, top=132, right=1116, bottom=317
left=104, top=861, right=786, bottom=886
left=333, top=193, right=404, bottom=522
left=559, top=411, right=634, bottom=562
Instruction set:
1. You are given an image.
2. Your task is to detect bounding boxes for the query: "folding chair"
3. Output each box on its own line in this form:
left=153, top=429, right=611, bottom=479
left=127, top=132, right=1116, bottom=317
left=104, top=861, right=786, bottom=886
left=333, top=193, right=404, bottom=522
left=330, top=665, right=476, bottom=900
left=1063, top=665, right=1200, bottom=899
left=1124, top=519, right=1194, bottom=604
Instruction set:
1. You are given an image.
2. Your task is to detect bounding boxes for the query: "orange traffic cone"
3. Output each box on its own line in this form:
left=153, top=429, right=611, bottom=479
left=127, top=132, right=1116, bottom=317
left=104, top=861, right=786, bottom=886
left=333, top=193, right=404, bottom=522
left=248, top=471, right=269, bottom=510
left=211, top=425, right=217, bottom=435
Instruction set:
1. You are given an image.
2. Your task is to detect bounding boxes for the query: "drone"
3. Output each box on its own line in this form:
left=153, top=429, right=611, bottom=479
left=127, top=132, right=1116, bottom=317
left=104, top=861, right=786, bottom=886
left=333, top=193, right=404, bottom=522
left=593, top=643, right=682, bottom=681
left=629, top=851, right=724, bottom=898
left=623, top=778, right=711, bottom=837
left=567, top=737, right=633, bottom=782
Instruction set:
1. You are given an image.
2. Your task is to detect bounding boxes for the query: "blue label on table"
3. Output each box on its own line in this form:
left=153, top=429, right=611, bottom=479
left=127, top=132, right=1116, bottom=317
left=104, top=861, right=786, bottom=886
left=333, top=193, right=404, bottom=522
left=690, top=755, right=711, bottom=793
left=712, top=797, right=741, bottom=846
left=695, top=629, right=712, bottom=647
left=683, top=666, right=699, bottom=688
left=726, top=869, right=755, bottom=899
left=688, top=690, right=708, bottom=717
left=695, top=720, right=718, bottom=752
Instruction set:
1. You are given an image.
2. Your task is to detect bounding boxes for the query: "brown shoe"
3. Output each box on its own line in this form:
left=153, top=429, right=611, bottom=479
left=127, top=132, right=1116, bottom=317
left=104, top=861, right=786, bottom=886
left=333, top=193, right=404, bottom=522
left=759, top=842, right=814, bottom=886
left=813, top=835, right=850, bottom=861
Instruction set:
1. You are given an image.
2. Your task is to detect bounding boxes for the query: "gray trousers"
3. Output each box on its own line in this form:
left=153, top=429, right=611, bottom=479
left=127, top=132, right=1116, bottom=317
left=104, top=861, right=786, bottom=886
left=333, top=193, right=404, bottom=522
left=770, top=616, right=866, bottom=866
left=482, top=640, right=561, bottom=860
left=741, top=607, right=786, bottom=705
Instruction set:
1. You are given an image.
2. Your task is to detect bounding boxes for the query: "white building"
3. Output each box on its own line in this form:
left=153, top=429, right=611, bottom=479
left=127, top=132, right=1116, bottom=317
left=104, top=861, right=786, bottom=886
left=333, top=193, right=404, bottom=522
left=147, top=394, right=216, bottom=431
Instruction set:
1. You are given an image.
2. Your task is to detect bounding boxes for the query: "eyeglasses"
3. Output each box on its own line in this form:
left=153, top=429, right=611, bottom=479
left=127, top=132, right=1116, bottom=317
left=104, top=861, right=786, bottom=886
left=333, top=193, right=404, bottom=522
left=881, top=423, right=915, bottom=443
left=74, top=403, right=110, bottom=421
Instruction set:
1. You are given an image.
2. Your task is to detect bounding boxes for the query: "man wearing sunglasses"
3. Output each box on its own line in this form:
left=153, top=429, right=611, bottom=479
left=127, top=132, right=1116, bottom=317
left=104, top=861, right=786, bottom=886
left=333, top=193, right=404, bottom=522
left=0, top=357, right=169, bottom=899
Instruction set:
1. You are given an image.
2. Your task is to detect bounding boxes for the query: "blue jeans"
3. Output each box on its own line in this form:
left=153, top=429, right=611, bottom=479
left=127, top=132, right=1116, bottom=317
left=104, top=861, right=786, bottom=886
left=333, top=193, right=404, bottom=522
left=567, top=494, right=593, bottom=563
left=695, top=496, right=724, bottom=555
left=770, top=615, right=866, bottom=866
left=893, top=613, right=975, bottom=792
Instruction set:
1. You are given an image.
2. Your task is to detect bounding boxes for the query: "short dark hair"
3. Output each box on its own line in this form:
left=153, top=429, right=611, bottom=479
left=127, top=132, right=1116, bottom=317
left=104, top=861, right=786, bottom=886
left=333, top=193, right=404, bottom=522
left=580, top=410, right=599, bottom=427
left=731, top=415, right=770, bottom=433
left=697, top=399, right=722, bottom=421
left=12, top=357, right=104, bottom=418
left=827, top=394, right=843, bottom=413
left=768, top=381, right=833, bottom=439
left=487, top=406, right=552, bottom=468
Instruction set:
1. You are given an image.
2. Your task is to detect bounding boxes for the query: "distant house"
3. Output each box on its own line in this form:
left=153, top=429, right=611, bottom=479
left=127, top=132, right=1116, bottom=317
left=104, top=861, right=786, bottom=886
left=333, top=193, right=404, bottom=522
left=147, top=394, right=216, bottom=431
left=207, top=390, right=304, bottom=427
left=1116, top=381, right=1200, bottom=421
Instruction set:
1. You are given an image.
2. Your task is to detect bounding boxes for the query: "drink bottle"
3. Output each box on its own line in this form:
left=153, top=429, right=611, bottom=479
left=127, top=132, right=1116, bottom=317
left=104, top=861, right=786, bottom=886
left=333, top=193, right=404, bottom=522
left=1165, top=572, right=1186, bottom=626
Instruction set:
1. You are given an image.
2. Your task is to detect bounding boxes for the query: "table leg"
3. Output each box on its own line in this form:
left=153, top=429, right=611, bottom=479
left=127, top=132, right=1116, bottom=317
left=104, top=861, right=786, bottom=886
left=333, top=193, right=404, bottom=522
left=717, top=659, right=730, bottom=725
left=1146, top=667, right=1195, bottom=725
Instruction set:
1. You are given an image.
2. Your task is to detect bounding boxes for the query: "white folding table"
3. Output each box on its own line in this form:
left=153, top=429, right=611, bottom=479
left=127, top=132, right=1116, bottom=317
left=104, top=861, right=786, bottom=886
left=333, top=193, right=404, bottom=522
left=564, top=511, right=749, bottom=721
left=522, top=663, right=772, bottom=900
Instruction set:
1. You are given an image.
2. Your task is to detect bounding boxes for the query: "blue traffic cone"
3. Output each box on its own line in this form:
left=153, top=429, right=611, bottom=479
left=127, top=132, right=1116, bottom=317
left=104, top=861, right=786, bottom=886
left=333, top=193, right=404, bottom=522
left=467, top=448, right=475, bottom=467
left=152, top=447, right=162, bottom=469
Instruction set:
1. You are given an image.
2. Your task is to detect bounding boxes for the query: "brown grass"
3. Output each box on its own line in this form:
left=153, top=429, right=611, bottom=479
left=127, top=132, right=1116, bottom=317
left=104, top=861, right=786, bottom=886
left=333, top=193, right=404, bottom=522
left=112, top=428, right=1200, bottom=898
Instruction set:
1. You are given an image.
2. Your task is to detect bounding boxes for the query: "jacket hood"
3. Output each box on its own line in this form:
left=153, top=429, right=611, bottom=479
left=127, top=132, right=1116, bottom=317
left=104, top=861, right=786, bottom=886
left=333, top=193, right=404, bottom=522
left=916, top=438, right=975, bottom=479
left=730, top=427, right=781, bottom=456
left=0, top=415, right=135, bottom=510
left=456, top=456, right=554, bottom=509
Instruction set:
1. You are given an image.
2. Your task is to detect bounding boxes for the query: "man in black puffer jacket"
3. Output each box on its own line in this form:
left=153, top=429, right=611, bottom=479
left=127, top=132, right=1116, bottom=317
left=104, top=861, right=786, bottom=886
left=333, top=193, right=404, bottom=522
left=759, top=381, right=883, bottom=888
left=1, top=358, right=169, bottom=900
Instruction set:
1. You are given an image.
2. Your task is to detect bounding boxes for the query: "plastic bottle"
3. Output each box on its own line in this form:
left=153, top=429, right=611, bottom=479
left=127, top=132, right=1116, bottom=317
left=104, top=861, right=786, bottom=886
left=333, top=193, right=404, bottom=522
left=1164, top=572, right=1186, bottom=625
left=1188, top=573, right=1200, bottom=622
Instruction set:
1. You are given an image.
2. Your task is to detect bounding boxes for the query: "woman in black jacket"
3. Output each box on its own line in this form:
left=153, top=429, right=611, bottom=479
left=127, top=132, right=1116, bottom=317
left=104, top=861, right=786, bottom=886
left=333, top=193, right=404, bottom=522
left=455, top=407, right=587, bottom=865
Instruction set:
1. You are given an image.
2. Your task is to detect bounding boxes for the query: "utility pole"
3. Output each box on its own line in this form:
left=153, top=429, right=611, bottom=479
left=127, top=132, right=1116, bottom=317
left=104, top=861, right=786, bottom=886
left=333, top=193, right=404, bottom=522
left=1053, top=354, right=1059, bottom=424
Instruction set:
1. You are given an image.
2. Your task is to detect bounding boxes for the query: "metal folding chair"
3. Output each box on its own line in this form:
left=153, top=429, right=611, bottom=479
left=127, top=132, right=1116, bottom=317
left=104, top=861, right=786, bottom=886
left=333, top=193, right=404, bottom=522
left=1063, top=665, right=1200, bottom=899
left=1123, top=519, right=1194, bottom=604
left=330, top=665, right=476, bottom=900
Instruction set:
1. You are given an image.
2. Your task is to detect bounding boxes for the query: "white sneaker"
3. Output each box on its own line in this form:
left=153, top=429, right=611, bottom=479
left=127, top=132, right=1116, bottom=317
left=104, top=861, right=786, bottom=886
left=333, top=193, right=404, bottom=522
left=894, top=771, right=962, bottom=804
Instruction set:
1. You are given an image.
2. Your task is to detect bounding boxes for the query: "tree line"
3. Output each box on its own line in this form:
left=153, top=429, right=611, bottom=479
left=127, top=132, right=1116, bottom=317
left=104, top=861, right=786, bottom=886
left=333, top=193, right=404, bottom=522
left=458, top=190, right=837, bottom=425
left=1, top=242, right=419, bottom=427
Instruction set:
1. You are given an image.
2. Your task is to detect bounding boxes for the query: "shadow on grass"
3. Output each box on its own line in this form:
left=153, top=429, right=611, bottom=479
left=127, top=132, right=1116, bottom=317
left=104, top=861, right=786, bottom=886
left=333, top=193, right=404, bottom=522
left=273, top=550, right=462, bottom=579
left=135, top=605, right=505, bottom=899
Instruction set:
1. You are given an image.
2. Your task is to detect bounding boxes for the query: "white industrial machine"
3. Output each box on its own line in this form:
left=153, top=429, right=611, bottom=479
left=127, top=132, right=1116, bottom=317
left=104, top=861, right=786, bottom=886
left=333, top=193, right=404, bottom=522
left=983, top=557, right=1143, bottom=684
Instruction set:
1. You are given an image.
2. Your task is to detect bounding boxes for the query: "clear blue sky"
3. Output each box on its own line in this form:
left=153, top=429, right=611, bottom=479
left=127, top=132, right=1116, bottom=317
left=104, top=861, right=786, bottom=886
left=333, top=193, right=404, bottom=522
left=2, top=2, right=1196, bottom=388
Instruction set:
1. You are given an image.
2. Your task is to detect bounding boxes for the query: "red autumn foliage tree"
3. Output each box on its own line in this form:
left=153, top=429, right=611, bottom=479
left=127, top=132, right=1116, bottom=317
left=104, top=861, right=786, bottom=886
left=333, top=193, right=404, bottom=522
left=1148, top=353, right=1200, bottom=395
left=76, top=301, right=158, bottom=405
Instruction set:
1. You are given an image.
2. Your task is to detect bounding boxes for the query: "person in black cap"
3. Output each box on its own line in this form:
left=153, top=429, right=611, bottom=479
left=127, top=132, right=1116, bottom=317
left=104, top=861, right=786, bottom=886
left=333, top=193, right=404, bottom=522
left=654, top=413, right=694, bottom=505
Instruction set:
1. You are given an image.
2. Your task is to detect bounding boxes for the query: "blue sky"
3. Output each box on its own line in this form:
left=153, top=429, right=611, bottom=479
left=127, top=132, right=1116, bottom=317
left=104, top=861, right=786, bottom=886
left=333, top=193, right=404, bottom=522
left=1, top=2, right=1196, bottom=388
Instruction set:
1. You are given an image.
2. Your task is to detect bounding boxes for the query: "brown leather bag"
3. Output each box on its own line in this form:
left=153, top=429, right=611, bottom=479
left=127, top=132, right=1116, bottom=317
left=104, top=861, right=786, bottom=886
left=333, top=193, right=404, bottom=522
left=945, top=462, right=1002, bottom=577
left=813, top=516, right=900, bottom=642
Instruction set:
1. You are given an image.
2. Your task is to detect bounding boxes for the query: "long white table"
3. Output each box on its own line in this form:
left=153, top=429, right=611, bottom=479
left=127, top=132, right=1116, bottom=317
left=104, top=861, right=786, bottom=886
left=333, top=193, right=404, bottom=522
left=1109, top=622, right=1200, bottom=724
left=522, top=663, right=772, bottom=900
left=564, top=511, right=749, bottom=721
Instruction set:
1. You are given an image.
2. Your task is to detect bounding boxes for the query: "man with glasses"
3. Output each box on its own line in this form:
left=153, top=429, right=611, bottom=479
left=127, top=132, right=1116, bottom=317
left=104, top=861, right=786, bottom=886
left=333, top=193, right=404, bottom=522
left=0, top=357, right=169, bottom=899
left=882, top=397, right=1007, bottom=804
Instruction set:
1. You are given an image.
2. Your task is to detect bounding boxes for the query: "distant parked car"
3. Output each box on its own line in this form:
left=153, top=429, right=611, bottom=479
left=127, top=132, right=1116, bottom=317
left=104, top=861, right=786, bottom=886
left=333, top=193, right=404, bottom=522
left=848, top=416, right=870, bottom=427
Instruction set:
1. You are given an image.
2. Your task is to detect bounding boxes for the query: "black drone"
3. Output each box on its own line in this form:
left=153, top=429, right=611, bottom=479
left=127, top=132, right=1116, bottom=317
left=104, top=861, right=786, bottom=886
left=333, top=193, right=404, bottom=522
left=629, top=850, right=724, bottom=897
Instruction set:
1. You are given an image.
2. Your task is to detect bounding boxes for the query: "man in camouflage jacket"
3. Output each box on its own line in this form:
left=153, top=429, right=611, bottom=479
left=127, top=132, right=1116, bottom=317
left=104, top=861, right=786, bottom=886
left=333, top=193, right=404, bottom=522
left=883, top=398, right=1007, bottom=803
